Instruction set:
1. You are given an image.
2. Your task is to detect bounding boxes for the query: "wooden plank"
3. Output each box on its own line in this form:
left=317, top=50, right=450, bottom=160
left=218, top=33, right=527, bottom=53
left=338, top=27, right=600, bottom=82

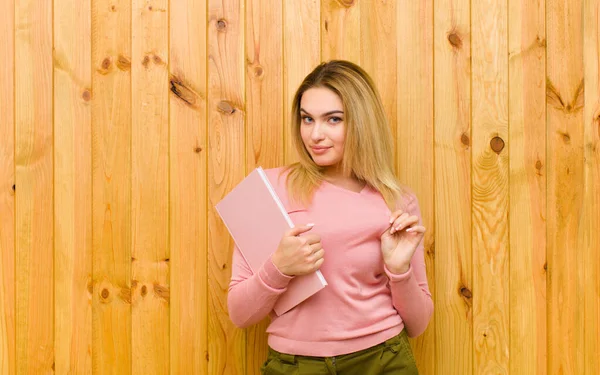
left=546, top=0, right=585, bottom=373
left=169, top=0, right=208, bottom=373
left=433, top=0, right=472, bottom=373
left=396, top=1, right=434, bottom=373
left=508, top=0, right=547, bottom=374
left=91, top=0, right=132, bottom=372
left=283, top=0, right=320, bottom=164
left=131, top=0, right=170, bottom=374
left=207, top=0, right=246, bottom=373
left=321, top=0, right=360, bottom=64
left=15, top=0, right=54, bottom=372
left=53, top=0, right=93, bottom=372
left=245, top=0, right=283, bottom=373
left=0, top=0, right=15, bottom=373
left=582, top=0, right=600, bottom=373
left=471, top=0, right=509, bottom=373
left=361, top=0, right=397, bottom=159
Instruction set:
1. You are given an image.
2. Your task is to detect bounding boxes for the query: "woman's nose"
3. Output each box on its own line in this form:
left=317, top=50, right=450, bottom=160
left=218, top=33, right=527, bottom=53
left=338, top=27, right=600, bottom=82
left=311, top=123, right=325, bottom=141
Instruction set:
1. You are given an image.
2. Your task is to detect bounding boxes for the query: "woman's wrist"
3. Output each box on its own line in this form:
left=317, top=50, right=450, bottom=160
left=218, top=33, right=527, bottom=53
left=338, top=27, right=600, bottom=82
left=385, top=263, right=410, bottom=275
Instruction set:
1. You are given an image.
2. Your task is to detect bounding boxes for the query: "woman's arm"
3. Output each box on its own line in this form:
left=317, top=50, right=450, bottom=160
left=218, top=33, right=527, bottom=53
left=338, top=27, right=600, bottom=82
left=227, top=246, right=293, bottom=328
left=385, top=194, right=434, bottom=337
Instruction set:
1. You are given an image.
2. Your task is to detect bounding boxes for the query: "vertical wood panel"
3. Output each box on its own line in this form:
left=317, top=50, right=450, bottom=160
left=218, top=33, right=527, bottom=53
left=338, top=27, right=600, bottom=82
left=207, top=0, right=246, bottom=374
left=54, top=0, right=93, bottom=372
left=283, top=0, right=320, bottom=164
left=245, top=0, right=283, bottom=373
left=15, top=0, right=54, bottom=372
left=361, top=0, right=397, bottom=157
left=547, top=0, right=585, bottom=373
left=91, top=0, right=132, bottom=373
left=433, top=0, right=472, bottom=373
left=131, top=0, right=170, bottom=373
left=321, top=0, right=360, bottom=64
left=0, top=0, right=15, bottom=373
left=582, top=0, right=600, bottom=373
left=169, top=0, right=208, bottom=373
left=396, top=1, right=435, bottom=373
left=471, top=0, right=509, bottom=373
left=508, top=0, right=547, bottom=374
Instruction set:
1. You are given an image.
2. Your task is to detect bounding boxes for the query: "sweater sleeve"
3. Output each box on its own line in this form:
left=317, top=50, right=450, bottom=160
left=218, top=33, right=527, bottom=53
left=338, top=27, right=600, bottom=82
left=227, top=245, right=294, bottom=328
left=384, top=194, right=433, bottom=337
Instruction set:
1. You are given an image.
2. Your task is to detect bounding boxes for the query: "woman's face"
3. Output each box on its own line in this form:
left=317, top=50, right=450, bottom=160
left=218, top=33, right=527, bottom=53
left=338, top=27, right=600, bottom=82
left=299, top=87, right=346, bottom=172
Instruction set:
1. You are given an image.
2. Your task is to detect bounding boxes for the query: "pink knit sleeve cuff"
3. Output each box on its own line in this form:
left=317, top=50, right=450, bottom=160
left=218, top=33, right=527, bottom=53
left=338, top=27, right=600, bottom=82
left=258, top=256, right=294, bottom=290
left=384, top=264, right=413, bottom=282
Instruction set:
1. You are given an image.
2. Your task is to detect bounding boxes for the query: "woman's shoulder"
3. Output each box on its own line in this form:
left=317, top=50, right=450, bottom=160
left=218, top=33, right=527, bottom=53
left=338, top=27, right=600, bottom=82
left=394, top=184, right=420, bottom=213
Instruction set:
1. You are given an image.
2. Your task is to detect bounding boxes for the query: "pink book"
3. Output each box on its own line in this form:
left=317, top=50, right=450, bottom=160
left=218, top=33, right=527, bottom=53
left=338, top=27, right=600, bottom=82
left=215, top=167, right=327, bottom=316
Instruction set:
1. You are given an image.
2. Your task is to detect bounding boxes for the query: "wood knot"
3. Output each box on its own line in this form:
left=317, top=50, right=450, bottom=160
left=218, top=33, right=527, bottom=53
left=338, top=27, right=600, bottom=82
left=148, top=6, right=152, bottom=10
left=194, top=147, right=202, bottom=153
left=254, top=66, right=264, bottom=77
left=535, top=160, right=542, bottom=170
left=116, top=55, right=131, bottom=71
left=101, top=288, right=110, bottom=299
left=490, top=136, right=505, bottom=153
left=82, top=89, right=91, bottom=101
left=153, top=55, right=163, bottom=65
left=87, top=280, right=93, bottom=295
left=324, top=20, right=328, bottom=32
left=141, top=285, right=148, bottom=297
left=142, top=55, right=151, bottom=68
left=154, top=284, right=170, bottom=301
left=461, top=133, right=470, bottom=147
left=560, top=132, right=570, bottom=144
left=460, top=286, right=472, bottom=299
left=543, top=262, right=547, bottom=271
left=217, top=100, right=236, bottom=115
left=12, top=184, right=15, bottom=191
left=216, top=19, right=227, bottom=31
left=111, top=5, right=116, bottom=11
left=170, top=75, right=201, bottom=109
left=101, top=58, right=111, bottom=70
left=448, top=32, right=463, bottom=49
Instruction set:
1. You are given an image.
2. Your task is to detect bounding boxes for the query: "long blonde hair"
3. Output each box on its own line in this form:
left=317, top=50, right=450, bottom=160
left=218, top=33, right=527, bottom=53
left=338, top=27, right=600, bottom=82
left=285, top=60, right=405, bottom=210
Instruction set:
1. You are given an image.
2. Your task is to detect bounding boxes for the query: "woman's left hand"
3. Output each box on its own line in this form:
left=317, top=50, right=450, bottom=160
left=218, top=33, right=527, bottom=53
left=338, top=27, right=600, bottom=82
left=380, top=210, right=426, bottom=274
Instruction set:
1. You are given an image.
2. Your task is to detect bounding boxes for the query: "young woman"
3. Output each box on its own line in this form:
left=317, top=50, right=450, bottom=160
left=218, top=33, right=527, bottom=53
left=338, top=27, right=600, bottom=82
left=227, top=60, right=433, bottom=374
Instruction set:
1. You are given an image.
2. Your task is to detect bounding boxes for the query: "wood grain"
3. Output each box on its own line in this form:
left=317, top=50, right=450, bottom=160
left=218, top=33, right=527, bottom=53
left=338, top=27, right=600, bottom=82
left=169, top=0, right=208, bottom=373
left=91, top=0, right=132, bottom=373
left=396, top=1, right=434, bottom=373
left=471, top=0, right=509, bottom=373
left=15, top=0, right=54, bottom=372
left=361, top=0, right=397, bottom=158
left=53, top=0, right=93, bottom=372
left=508, top=0, right=547, bottom=374
left=434, top=0, right=472, bottom=373
left=321, top=0, right=360, bottom=64
left=207, top=0, right=246, bottom=373
left=131, top=0, right=170, bottom=373
left=283, top=0, right=320, bottom=164
left=547, top=0, right=585, bottom=373
left=0, top=0, right=15, bottom=373
left=245, top=0, right=283, bottom=373
left=582, top=0, right=600, bottom=373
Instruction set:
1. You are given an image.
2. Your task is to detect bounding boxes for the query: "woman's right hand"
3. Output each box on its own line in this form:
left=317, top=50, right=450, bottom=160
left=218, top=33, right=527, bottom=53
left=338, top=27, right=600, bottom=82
left=271, top=224, right=324, bottom=276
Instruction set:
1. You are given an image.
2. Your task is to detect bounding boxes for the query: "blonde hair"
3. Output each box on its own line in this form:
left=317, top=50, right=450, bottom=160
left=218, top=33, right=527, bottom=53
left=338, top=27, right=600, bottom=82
left=285, top=60, right=405, bottom=210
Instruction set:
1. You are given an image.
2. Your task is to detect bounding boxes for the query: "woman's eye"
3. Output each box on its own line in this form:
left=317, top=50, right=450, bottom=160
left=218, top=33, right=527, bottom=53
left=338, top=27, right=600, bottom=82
left=329, top=117, right=342, bottom=124
left=301, top=116, right=313, bottom=124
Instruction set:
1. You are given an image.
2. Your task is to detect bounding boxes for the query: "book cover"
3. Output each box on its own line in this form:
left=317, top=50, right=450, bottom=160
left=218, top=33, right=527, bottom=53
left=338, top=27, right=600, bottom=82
left=215, top=167, right=327, bottom=315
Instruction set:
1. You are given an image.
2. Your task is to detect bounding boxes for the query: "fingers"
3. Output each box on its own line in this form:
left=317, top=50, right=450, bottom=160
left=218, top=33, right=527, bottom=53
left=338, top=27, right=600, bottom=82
left=287, top=223, right=315, bottom=237
left=390, top=214, right=419, bottom=234
left=406, top=225, right=426, bottom=234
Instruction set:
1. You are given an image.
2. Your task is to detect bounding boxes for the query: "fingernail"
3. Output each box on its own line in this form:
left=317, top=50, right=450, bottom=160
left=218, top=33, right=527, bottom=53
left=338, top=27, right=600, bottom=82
left=306, top=223, right=315, bottom=227
left=406, top=228, right=414, bottom=232
left=389, top=218, right=394, bottom=224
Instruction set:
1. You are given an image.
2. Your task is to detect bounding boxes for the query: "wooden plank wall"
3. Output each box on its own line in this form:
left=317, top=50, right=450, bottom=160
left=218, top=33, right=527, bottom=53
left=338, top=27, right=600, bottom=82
left=0, top=1, right=598, bottom=374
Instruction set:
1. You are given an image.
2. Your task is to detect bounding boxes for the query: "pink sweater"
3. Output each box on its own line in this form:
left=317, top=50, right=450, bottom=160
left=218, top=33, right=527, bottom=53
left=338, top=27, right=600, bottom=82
left=227, top=167, right=433, bottom=357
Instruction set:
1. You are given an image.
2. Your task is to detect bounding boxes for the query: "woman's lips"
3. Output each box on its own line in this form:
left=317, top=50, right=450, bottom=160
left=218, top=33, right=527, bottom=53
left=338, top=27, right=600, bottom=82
left=310, top=146, right=331, bottom=155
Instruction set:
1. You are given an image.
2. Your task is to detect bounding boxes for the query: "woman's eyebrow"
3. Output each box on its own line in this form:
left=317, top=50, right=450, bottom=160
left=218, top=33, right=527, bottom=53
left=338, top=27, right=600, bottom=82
left=300, top=108, right=344, bottom=116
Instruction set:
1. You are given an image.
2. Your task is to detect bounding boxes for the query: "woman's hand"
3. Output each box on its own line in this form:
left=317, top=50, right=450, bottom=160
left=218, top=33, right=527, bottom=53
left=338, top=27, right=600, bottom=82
left=380, top=210, right=426, bottom=274
left=271, top=224, right=325, bottom=276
